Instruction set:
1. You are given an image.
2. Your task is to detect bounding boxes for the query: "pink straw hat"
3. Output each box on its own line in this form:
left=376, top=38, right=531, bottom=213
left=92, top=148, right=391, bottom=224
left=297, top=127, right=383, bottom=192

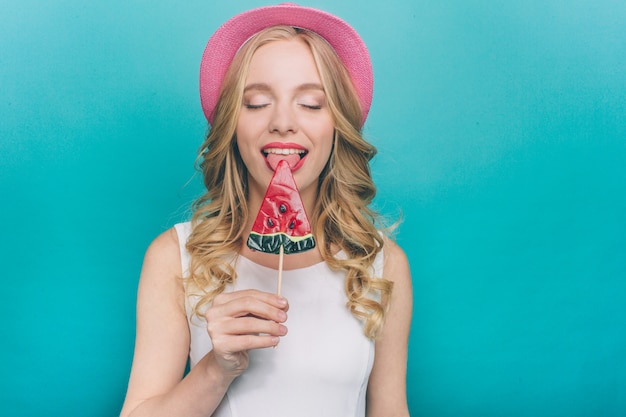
left=199, top=3, right=373, bottom=126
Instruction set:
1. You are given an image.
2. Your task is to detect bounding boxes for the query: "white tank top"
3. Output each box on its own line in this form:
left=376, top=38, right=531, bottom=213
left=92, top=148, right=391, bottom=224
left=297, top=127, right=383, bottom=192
left=174, top=222, right=383, bottom=417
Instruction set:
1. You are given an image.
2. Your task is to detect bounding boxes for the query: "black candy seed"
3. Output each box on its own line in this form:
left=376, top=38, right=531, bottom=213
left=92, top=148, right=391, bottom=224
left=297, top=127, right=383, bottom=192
left=279, top=204, right=287, bottom=213
left=267, top=218, right=275, bottom=227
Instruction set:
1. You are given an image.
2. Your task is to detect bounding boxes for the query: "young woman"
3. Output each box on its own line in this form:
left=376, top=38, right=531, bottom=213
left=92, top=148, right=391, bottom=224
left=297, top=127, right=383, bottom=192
left=121, top=4, right=412, bottom=417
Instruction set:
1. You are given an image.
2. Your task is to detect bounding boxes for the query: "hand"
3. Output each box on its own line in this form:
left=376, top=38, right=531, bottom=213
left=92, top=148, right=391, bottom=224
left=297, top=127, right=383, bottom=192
left=204, top=289, right=289, bottom=378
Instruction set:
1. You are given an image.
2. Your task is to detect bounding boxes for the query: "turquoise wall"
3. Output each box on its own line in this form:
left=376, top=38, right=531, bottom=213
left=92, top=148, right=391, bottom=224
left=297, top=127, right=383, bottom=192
left=1, top=1, right=625, bottom=416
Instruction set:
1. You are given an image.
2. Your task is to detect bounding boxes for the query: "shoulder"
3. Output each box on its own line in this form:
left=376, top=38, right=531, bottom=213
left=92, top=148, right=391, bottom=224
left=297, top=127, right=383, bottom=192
left=144, top=227, right=180, bottom=265
left=382, top=235, right=411, bottom=286
left=141, top=227, right=183, bottom=287
left=380, top=236, right=413, bottom=330
left=138, top=227, right=186, bottom=313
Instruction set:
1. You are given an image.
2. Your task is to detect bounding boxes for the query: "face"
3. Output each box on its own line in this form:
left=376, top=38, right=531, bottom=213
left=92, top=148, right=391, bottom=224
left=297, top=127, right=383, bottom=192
left=236, top=38, right=335, bottom=204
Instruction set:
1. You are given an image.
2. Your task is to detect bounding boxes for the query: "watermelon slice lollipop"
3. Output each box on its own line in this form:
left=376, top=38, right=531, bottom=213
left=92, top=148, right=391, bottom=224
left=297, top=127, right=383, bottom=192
left=247, top=160, right=316, bottom=255
left=247, top=160, right=315, bottom=295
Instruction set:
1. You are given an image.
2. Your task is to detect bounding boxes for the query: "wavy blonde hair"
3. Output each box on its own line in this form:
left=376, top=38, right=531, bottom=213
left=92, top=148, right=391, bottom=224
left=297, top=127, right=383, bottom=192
left=186, top=26, right=393, bottom=339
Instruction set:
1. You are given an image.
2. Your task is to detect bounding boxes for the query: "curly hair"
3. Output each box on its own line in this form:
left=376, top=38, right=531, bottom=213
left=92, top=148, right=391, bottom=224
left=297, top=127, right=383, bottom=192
left=186, top=26, right=393, bottom=339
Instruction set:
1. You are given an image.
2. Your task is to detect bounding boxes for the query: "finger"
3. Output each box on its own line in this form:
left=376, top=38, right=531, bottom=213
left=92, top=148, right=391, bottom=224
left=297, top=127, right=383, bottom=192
left=215, top=316, right=288, bottom=337
left=213, top=333, right=281, bottom=352
left=213, top=290, right=288, bottom=310
left=207, top=295, right=288, bottom=323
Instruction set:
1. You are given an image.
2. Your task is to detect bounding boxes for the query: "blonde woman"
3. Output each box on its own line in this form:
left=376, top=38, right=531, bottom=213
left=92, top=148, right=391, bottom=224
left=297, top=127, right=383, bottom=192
left=121, top=4, right=412, bottom=417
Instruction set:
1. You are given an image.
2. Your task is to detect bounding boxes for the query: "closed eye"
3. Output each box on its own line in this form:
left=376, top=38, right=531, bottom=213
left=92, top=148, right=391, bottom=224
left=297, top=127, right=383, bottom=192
left=300, top=104, right=322, bottom=110
left=244, top=103, right=270, bottom=110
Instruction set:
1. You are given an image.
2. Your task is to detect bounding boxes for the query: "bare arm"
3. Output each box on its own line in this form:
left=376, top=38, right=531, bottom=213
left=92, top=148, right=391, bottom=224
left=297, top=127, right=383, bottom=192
left=367, top=238, right=413, bottom=417
left=120, top=229, right=231, bottom=417
left=120, top=228, right=289, bottom=417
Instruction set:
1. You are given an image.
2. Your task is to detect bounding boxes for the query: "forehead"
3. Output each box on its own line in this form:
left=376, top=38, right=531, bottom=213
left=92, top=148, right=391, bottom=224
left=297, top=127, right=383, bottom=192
left=245, top=38, right=322, bottom=86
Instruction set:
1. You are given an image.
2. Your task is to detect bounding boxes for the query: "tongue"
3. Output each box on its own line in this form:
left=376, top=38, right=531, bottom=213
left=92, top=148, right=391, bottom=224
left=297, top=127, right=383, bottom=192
left=266, top=153, right=300, bottom=171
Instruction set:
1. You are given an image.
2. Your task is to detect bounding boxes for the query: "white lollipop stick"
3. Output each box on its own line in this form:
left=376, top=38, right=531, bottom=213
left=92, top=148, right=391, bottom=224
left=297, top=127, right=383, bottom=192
left=277, top=245, right=284, bottom=295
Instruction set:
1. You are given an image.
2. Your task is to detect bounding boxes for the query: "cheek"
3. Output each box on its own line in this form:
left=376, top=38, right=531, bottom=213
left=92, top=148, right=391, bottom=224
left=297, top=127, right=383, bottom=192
left=321, top=125, right=335, bottom=154
left=235, top=130, right=254, bottom=166
left=308, top=114, right=334, bottom=143
left=236, top=114, right=266, bottom=144
left=235, top=118, right=256, bottom=148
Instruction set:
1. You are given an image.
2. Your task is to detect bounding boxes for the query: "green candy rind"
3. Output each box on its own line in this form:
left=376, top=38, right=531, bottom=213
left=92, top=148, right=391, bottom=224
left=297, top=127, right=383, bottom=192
left=247, top=232, right=316, bottom=255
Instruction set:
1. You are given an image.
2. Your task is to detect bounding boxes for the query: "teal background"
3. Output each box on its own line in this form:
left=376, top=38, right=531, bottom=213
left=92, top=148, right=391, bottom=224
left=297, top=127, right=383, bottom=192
left=1, top=0, right=625, bottom=415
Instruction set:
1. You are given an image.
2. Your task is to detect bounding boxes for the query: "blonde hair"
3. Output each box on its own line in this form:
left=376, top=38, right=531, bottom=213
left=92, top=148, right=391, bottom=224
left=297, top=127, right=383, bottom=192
left=186, top=26, right=393, bottom=338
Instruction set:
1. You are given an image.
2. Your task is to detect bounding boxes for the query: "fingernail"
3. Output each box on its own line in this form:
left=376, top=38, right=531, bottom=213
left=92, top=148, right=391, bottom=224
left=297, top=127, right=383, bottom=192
left=277, top=296, right=287, bottom=306
left=279, top=324, right=288, bottom=335
left=278, top=311, right=287, bottom=321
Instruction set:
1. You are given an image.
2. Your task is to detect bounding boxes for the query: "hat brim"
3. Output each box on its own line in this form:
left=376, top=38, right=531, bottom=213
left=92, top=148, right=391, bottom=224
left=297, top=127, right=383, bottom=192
left=199, top=3, right=373, bottom=126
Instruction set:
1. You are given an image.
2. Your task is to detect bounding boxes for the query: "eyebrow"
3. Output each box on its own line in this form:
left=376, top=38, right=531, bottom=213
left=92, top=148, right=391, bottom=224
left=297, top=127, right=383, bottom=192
left=243, top=82, right=325, bottom=93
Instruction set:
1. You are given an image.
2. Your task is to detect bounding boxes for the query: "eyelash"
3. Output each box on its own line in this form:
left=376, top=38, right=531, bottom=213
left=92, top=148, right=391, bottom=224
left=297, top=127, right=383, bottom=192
left=244, top=103, right=322, bottom=110
left=244, top=104, right=269, bottom=110
left=244, top=104, right=322, bottom=110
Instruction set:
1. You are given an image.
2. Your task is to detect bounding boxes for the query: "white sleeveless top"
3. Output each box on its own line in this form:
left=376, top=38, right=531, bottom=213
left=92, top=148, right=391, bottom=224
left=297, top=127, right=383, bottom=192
left=174, top=222, right=383, bottom=417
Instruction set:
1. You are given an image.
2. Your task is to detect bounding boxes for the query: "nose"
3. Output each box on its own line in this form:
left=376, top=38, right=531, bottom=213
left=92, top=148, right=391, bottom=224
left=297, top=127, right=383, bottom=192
left=268, top=102, right=298, bottom=135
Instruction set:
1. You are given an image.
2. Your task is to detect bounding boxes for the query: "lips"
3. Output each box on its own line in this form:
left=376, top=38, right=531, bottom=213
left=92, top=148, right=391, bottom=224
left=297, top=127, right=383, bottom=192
left=262, top=143, right=308, bottom=171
